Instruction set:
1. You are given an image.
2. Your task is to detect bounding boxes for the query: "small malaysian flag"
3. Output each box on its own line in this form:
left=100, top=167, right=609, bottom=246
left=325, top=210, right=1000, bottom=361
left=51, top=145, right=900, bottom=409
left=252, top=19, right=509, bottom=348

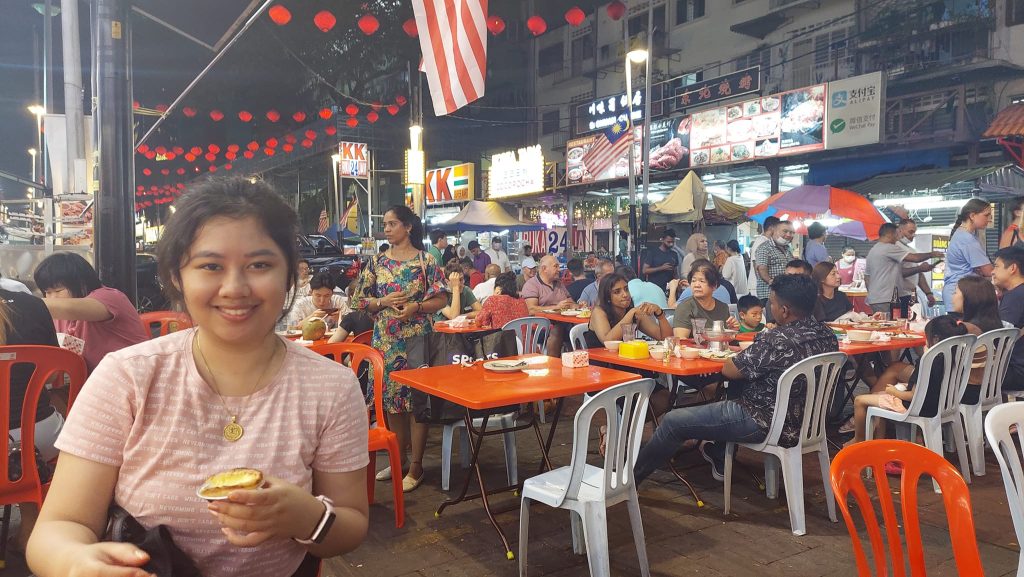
left=582, top=118, right=634, bottom=181
left=317, top=209, right=329, bottom=234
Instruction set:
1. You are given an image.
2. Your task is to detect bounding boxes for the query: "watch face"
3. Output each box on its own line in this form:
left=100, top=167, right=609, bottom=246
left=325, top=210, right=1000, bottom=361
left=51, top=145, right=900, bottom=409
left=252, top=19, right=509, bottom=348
left=313, top=509, right=336, bottom=544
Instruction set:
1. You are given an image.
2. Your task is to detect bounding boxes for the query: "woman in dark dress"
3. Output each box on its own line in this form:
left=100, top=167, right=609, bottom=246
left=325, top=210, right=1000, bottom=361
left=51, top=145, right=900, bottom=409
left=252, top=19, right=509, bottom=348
left=812, top=261, right=853, bottom=322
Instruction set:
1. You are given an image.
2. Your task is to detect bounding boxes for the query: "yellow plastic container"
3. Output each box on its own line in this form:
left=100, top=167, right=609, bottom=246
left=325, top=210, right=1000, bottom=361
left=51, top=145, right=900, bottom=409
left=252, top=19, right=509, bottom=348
left=618, top=340, right=650, bottom=359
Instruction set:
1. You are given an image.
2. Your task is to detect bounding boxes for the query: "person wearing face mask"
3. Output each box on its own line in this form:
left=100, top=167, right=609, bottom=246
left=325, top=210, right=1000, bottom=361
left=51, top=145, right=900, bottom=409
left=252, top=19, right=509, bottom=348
left=897, top=218, right=937, bottom=309
left=747, top=216, right=780, bottom=295
left=836, top=247, right=863, bottom=285
left=753, top=220, right=795, bottom=318
left=942, top=198, right=994, bottom=308
left=484, top=237, right=511, bottom=273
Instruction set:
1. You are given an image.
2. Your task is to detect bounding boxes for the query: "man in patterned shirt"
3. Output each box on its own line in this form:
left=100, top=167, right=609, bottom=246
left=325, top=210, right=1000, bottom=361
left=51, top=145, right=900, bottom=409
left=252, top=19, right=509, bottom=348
left=634, top=274, right=838, bottom=483
left=754, top=220, right=794, bottom=321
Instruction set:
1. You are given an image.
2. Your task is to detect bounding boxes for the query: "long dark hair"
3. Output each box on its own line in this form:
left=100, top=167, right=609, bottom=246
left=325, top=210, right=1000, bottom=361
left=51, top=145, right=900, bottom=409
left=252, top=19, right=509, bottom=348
left=493, top=271, right=519, bottom=298
left=925, top=314, right=970, bottom=346
left=156, top=177, right=299, bottom=309
left=34, top=252, right=103, bottom=298
left=951, top=198, right=990, bottom=238
left=597, top=272, right=630, bottom=327
left=386, top=204, right=425, bottom=251
left=957, top=276, right=1003, bottom=332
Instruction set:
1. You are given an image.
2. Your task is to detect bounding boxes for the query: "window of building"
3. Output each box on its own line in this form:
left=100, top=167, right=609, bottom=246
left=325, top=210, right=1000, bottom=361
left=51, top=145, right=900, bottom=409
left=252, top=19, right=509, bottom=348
left=676, top=0, right=706, bottom=26
left=599, top=44, right=611, bottom=62
left=538, top=43, right=564, bottom=76
left=1009, top=0, right=1024, bottom=26
left=789, top=37, right=814, bottom=88
left=571, top=34, right=594, bottom=62
left=735, top=47, right=770, bottom=72
left=542, top=110, right=561, bottom=135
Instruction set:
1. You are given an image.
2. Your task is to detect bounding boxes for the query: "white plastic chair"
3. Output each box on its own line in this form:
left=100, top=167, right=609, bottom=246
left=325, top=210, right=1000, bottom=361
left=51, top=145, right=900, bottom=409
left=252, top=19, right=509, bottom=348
left=569, top=323, right=589, bottom=351
left=518, top=378, right=654, bottom=577
left=960, top=327, right=1018, bottom=477
left=723, top=351, right=847, bottom=536
left=984, top=403, right=1024, bottom=577
left=504, top=317, right=553, bottom=423
left=866, top=334, right=976, bottom=490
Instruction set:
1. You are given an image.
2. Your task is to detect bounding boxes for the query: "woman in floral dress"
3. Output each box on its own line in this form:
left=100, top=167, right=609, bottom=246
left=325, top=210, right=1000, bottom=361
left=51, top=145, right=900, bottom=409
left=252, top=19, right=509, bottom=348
left=352, top=205, right=447, bottom=491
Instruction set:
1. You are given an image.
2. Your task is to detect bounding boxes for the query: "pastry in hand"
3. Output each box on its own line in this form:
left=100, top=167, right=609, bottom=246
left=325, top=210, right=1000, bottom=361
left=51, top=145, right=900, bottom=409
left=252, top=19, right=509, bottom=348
left=198, top=468, right=264, bottom=500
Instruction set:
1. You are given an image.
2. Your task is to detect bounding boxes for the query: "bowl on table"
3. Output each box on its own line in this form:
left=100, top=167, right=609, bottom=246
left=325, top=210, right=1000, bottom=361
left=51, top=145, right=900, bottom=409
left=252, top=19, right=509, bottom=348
left=604, top=340, right=622, bottom=352
left=648, top=346, right=668, bottom=359
left=847, top=330, right=873, bottom=343
left=681, top=347, right=701, bottom=360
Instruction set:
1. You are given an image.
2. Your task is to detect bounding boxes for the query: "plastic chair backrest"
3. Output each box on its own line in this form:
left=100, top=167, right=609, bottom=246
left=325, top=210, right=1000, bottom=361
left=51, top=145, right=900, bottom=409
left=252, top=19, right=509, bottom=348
left=569, top=323, right=589, bottom=351
left=139, top=311, right=193, bottom=338
left=758, top=352, right=848, bottom=450
left=985, top=403, right=1024, bottom=555
left=830, top=440, right=984, bottom=577
left=351, top=330, right=373, bottom=345
left=309, top=343, right=385, bottom=429
left=0, top=346, right=87, bottom=505
left=972, top=327, right=1018, bottom=406
left=557, top=379, right=654, bottom=508
left=502, top=317, right=551, bottom=355
left=905, top=334, right=976, bottom=419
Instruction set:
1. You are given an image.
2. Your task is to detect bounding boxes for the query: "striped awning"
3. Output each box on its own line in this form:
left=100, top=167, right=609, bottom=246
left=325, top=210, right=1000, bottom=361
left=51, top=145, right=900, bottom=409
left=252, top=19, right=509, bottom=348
left=848, top=164, right=1023, bottom=197
left=984, top=104, right=1024, bottom=138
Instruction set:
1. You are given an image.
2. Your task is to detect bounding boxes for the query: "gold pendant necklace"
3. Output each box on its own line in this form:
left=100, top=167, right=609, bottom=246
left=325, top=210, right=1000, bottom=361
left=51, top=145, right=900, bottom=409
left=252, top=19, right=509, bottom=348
left=195, top=333, right=279, bottom=442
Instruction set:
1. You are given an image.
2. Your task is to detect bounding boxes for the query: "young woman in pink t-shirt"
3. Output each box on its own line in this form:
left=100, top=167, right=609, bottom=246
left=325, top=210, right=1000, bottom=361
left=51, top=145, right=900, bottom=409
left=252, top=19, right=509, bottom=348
left=28, top=179, right=370, bottom=577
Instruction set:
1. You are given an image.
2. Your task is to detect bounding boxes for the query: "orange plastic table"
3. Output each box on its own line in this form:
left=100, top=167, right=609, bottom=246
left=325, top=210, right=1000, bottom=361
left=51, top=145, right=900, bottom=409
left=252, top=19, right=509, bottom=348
left=586, top=347, right=728, bottom=376
left=536, top=311, right=591, bottom=325
left=830, top=335, right=926, bottom=424
left=433, top=320, right=497, bottom=334
left=391, top=355, right=640, bottom=559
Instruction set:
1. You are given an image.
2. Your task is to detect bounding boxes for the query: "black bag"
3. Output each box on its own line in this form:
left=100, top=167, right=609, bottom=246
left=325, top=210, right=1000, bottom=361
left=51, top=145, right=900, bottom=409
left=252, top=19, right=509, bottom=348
left=7, top=433, right=52, bottom=484
left=408, top=329, right=519, bottom=424
left=106, top=506, right=203, bottom=577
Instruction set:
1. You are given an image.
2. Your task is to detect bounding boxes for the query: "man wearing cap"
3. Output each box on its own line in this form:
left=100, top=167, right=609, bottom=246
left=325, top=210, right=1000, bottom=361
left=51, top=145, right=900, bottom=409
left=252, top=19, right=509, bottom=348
left=485, top=238, right=511, bottom=272
left=642, top=228, right=680, bottom=291
left=517, top=257, right=538, bottom=291
left=468, top=240, right=491, bottom=274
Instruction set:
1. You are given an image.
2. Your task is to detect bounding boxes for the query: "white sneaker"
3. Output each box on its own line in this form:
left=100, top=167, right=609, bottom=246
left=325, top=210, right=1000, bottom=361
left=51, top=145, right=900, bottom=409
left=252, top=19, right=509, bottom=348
left=375, top=466, right=392, bottom=481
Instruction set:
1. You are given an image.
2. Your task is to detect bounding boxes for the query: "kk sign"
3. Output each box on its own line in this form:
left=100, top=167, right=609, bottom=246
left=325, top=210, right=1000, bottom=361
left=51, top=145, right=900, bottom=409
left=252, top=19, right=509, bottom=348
left=426, top=163, right=475, bottom=205
left=337, top=142, right=368, bottom=178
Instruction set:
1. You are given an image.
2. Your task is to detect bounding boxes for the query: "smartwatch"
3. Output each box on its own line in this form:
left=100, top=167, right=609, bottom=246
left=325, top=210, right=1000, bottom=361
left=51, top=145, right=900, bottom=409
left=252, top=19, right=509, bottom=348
left=294, top=495, right=336, bottom=545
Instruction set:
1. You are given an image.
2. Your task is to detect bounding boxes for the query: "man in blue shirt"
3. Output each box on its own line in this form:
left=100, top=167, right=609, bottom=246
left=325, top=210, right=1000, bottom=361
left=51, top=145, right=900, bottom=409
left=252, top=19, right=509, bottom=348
left=578, top=258, right=614, bottom=307
left=804, top=222, right=830, bottom=267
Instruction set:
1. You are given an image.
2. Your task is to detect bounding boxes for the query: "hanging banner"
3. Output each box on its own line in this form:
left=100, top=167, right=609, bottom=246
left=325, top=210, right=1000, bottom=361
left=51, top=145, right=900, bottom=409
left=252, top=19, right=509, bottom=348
left=425, top=163, right=475, bottom=204
left=337, top=142, right=368, bottom=178
left=825, top=71, right=884, bottom=149
left=521, top=227, right=588, bottom=255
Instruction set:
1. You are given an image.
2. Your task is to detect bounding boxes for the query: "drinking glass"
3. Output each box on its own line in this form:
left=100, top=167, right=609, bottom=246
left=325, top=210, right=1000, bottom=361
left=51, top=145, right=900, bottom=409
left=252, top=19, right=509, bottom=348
left=693, top=318, right=707, bottom=347
left=622, top=322, right=636, bottom=343
left=877, top=312, right=891, bottom=322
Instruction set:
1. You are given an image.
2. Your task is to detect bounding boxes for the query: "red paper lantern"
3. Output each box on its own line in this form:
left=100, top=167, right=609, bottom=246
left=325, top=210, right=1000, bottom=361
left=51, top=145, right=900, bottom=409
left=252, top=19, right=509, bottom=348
left=208, top=144, right=221, bottom=154
left=142, top=168, right=152, bottom=176
left=282, top=143, right=294, bottom=152
left=164, top=152, right=176, bottom=160
left=565, top=7, right=585, bottom=26
left=209, top=165, right=217, bottom=172
left=266, top=109, right=280, bottom=122
left=606, top=0, right=625, bottom=20
left=225, top=151, right=237, bottom=160
left=137, top=144, right=149, bottom=154
left=268, top=4, right=291, bottom=25
left=184, top=153, right=196, bottom=162
left=396, top=95, right=408, bottom=106
left=357, top=13, right=379, bottom=35
left=238, top=110, right=253, bottom=122
left=227, top=144, right=239, bottom=152
left=367, top=111, right=379, bottom=123
left=486, top=15, right=505, bottom=35
left=160, top=169, right=170, bottom=176
left=172, top=146, right=184, bottom=155
left=292, top=111, right=306, bottom=122
left=132, top=100, right=140, bottom=109
left=301, top=139, right=313, bottom=148
left=304, top=129, right=317, bottom=140
left=155, top=103, right=168, bottom=113
left=345, top=104, right=359, bottom=116
left=402, top=18, right=417, bottom=38
left=319, top=107, right=333, bottom=120
left=209, top=109, right=224, bottom=121
left=247, top=141, right=260, bottom=151
left=264, top=148, right=275, bottom=156
left=190, top=146, right=202, bottom=155
left=243, top=150, right=255, bottom=159
left=285, top=134, right=297, bottom=144
left=325, top=126, right=337, bottom=135
left=205, top=152, right=217, bottom=162
left=346, top=117, right=359, bottom=128
left=386, top=104, right=399, bottom=116
left=182, top=107, right=197, bottom=118
left=177, top=168, right=185, bottom=175
left=145, top=150, right=156, bottom=159
left=526, top=15, right=547, bottom=36
left=155, top=146, right=167, bottom=155
left=136, top=186, right=144, bottom=192
left=313, top=10, right=336, bottom=32
left=266, top=137, right=279, bottom=148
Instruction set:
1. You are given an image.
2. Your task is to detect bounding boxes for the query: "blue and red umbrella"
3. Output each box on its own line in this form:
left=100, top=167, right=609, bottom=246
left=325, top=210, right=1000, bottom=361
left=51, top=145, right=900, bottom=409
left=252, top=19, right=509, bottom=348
left=746, top=185, right=889, bottom=240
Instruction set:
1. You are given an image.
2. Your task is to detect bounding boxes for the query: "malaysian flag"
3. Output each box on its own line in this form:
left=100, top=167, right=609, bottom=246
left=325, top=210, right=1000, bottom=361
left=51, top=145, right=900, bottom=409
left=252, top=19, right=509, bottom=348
left=317, top=209, right=329, bottom=234
left=411, top=0, right=488, bottom=116
left=582, top=118, right=634, bottom=180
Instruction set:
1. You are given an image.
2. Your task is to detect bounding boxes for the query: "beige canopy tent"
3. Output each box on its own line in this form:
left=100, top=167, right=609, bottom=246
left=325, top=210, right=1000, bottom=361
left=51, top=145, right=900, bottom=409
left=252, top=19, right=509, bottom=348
left=617, top=171, right=750, bottom=232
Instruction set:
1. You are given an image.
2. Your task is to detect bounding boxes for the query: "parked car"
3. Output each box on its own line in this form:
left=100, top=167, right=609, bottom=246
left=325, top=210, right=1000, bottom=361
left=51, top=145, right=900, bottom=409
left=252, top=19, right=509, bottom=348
left=298, top=235, right=361, bottom=286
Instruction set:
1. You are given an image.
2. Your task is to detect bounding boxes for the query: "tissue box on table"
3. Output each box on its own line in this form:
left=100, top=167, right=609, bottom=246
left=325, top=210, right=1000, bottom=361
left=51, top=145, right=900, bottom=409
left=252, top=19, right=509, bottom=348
left=561, top=350, right=589, bottom=367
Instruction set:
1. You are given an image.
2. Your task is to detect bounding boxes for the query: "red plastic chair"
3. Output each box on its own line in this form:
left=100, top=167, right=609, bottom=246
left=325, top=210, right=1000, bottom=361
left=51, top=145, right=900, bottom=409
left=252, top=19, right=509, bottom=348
left=309, top=342, right=403, bottom=528
left=139, top=311, right=193, bottom=338
left=0, top=345, right=87, bottom=568
left=830, top=440, right=984, bottom=577
left=351, top=330, right=373, bottom=346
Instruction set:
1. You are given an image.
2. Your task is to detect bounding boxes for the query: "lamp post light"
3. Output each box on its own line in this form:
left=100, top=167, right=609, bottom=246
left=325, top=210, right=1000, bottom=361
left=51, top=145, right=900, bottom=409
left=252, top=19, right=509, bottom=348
left=331, top=153, right=341, bottom=232
left=27, top=105, right=45, bottom=187
left=624, top=49, right=648, bottom=268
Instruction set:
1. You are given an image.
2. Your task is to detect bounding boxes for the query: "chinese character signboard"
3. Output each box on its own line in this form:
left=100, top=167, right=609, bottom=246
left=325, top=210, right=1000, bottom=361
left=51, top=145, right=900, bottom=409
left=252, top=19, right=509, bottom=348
left=825, top=72, right=884, bottom=149
left=574, top=84, right=664, bottom=135
left=488, top=145, right=545, bottom=198
left=426, top=163, right=475, bottom=204
left=675, top=67, right=761, bottom=110
left=565, top=117, right=692, bottom=185
left=337, top=142, right=368, bottom=178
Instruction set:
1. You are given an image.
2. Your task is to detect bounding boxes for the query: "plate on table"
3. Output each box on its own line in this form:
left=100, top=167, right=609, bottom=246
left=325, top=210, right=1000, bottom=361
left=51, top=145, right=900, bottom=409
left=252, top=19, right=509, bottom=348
left=852, top=321, right=900, bottom=330
left=483, top=360, right=529, bottom=373
left=542, top=309, right=560, bottom=314
left=699, top=349, right=736, bottom=361
left=560, top=310, right=582, bottom=317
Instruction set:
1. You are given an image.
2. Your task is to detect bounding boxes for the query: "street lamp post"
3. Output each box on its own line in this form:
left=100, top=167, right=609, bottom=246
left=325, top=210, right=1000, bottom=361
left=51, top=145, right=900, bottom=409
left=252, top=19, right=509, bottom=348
left=331, top=153, right=341, bottom=236
left=27, top=105, right=44, bottom=186
left=625, top=49, right=648, bottom=270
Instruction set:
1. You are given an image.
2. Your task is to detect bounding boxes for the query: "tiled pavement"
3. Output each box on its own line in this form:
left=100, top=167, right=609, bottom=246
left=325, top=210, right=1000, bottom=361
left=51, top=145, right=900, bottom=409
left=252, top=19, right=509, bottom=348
left=6, top=397, right=1021, bottom=576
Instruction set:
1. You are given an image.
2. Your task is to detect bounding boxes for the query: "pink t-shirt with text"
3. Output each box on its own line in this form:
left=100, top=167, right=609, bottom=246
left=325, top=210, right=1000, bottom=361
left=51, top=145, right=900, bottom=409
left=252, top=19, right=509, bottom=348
left=54, top=286, right=148, bottom=371
left=55, top=329, right=370, bottom=577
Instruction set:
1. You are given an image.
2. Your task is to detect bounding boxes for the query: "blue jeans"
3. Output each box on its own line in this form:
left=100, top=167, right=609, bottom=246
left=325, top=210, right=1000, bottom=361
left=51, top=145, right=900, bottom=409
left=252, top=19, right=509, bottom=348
left=634, top=400, right=765, bottom=483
